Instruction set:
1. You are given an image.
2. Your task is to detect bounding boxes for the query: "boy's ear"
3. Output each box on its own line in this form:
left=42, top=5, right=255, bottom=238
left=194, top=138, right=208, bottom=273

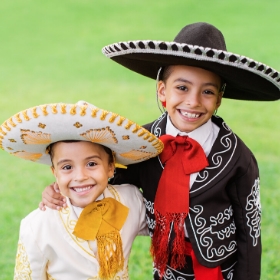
left=157, top=81, right=166, bottom=107
left=216, top=92, right=223, bottom=109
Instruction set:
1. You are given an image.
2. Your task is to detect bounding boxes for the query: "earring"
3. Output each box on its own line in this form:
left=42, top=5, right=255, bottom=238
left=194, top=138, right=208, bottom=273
left=108, top=175, right=114, bottom=182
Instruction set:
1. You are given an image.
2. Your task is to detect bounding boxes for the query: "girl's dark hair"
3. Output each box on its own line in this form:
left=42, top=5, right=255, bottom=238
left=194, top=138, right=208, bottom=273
left=47, top=140, right=114, bottom=166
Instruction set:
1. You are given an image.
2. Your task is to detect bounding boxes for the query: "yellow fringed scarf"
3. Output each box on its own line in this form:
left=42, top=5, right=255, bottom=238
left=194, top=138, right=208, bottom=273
left=73, top=197, right=129, bottom=279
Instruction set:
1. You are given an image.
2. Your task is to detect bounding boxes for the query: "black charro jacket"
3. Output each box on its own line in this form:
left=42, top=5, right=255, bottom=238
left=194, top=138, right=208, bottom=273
left=113, top=113, right=261, bottom=280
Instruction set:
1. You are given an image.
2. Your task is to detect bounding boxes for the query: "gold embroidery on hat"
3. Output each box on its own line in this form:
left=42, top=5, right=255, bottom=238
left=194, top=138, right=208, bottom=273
left=122, top=135, right=130, bottom=140
left=132, top=124, right=141, bottom=133
left=21, top=129, right=51, bottom=145
left=0, top=126, right=7, bottom=135
left=40, top=105, right=48, bottom=116
left=0, top=127, right=7, bottom=136
left=22, top=110, right=30, bottom=121
left=38, top=123, right=46, bottom=129
left=70, top=105, right=77, bottom=115
left=109, top=113, right=118, bottom=123
left=14, top=113, right=22, bottom=123
left=100, top=110, right=109, bottom=120
left=2, top=121, right=11, bottom=131
left=153, top=140, right=164, bottom=153
left=74, top=122, right=83, bottom=128
left=143, top=134, right=150, bottom=140
left=140, top=146, right=147, bottom=149
left=125, top=120, right=134, bottom=129
left=32, top=107, right=39, bottom=118
left=8, top=118, right=16, bottom=127
left=117, top=116, right=125, bottom=126
left=91, top=108, right=99, bottom=117
left=51, top=104, right=58, bottom=114
left=60, top=103, right=67, bottom=114
left=120, top=149, right=156, bottom=161
left=7, top=147, right=13, bottom=150
left=12, top=151, right=43, bottom=161
left=80, top=127, right=118, bottom=144
left=9, top=139, right=16, bottom=142
left=138, top=129, right=146, bottom=137
left=80, top=105, right=87, bottom=116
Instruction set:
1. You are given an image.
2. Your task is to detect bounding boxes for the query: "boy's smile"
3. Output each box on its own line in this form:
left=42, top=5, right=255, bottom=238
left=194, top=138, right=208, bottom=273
left=51, top=141, right=114, bottom=208
left=158, top=65, right=223, bottom=133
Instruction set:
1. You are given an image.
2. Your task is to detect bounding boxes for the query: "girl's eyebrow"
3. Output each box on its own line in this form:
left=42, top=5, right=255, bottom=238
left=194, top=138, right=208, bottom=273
left=56, top=155, right=101, bottom=166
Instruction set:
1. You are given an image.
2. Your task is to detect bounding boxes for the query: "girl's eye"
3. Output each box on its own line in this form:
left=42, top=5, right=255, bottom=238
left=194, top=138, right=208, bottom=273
left=88, top=161, right=97, bottom=167
left=62, top=165, right=72, bottom=170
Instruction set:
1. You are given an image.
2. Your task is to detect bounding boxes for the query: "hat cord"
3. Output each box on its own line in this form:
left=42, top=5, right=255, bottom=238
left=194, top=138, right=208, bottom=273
left=156, top=67, right=166, bottom=114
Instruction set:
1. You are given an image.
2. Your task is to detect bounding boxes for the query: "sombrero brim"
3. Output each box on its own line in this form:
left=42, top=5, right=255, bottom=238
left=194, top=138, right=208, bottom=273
left=0, top=102, right=163, bottom=166
left=102, top=40, right=280, bottom=101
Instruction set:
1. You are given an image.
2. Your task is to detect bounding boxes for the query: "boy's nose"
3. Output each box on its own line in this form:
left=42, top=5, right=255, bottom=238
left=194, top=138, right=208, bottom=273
left=184, top=91, right=201, bottom=107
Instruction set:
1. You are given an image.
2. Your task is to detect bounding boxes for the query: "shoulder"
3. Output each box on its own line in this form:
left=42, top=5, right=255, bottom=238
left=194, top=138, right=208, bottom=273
left=110, top=184, right=144, bottom=207
left=143, top=112, right=168, bottom=135
left=20, top=207, right=57, bottom=233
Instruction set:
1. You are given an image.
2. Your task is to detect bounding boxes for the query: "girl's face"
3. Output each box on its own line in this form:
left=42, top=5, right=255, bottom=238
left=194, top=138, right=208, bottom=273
left=158, top=65, right=223, bottom=133
left=51, top=141, right=114, bottom=208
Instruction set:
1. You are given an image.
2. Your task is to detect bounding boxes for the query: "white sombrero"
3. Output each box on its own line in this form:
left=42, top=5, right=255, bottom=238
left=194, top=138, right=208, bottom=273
left=0, top=101, right=163, bottom=166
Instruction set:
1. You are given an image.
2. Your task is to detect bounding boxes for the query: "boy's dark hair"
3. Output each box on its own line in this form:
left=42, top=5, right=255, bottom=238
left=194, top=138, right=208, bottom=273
left=47, top=140, right=114, bottom=166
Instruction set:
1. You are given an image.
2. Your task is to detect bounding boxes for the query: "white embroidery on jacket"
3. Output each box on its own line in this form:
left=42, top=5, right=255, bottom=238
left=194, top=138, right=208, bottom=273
left=189, top=205, right=237, bottom=262
left=192, top=119, right=237, bottom=193
left=246, top=178, right=261, bottom=246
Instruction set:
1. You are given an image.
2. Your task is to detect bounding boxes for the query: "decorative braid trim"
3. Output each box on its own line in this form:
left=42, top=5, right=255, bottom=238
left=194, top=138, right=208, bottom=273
left=102, top=40, right=280, bottom=88
left=0, top=103, right=164, bottom=155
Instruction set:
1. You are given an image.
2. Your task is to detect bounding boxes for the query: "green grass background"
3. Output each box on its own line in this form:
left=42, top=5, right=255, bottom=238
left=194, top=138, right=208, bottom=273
left=0, top=0, right=279, bottom=279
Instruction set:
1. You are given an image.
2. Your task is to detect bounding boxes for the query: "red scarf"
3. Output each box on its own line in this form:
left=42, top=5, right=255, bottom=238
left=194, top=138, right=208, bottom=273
left=151, top=135, right=209, bottom=277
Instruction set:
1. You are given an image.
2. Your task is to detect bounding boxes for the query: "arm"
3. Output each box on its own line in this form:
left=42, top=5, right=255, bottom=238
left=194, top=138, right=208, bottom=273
left=228, top=154, right=261, bottom=280
left=14, top=216, right=48, bottom=279
left=39, top=182, right=66, bottom=211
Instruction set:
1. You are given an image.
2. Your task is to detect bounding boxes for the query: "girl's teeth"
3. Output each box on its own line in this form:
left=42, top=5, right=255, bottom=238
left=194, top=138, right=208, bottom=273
left=74, top=186, right=91, bottom=192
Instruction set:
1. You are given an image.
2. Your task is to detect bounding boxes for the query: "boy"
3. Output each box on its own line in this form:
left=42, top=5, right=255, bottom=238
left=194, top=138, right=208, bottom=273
left=41, top=22, right=280, bottom=279
left=0, top=101, right=163, bottom=279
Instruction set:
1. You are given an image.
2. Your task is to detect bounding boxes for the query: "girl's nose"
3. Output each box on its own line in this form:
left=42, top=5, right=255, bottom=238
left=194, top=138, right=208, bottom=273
left=74, top=168, right=89, bottom=182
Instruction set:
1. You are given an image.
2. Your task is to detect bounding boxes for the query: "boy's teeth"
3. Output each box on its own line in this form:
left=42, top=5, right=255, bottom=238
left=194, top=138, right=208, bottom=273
left=181, top=111, right=200, bottom=118
left=74, top=186, right=92, bottom=192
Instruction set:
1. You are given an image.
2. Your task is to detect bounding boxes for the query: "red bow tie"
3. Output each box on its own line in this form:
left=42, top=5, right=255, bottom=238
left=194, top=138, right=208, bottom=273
left=151, top=134, right=209, bottom=276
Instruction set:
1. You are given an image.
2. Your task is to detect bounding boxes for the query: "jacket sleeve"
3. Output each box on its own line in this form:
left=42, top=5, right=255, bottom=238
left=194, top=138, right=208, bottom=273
left=14, top=215, right=48, bottom=280
left=227, top=154, right=261, bottom=280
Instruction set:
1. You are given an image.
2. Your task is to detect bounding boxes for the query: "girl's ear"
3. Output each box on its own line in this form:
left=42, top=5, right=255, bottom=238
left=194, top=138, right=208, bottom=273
left=157, top=81, right=166, bottom=107
left=108, top=163, right=115, bottom=179
left=50, top=166, right=57, bottom=179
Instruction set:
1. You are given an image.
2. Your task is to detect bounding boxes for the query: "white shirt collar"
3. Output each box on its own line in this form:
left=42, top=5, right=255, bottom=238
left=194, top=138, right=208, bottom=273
left=166, top=116, right=213, bottom=148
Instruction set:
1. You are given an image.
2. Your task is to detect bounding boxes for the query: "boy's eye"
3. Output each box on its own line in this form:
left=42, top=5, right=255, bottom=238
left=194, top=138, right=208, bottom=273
left=204, top=90, right=215, bottom=95
left=177, top=85, right=187, bottom=91
left=62, top=165, right=72, bottom=170
left=87, top=161, right=97, bottom=167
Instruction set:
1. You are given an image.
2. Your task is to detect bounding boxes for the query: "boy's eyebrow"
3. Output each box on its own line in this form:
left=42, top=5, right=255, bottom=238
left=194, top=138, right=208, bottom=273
left=174, top=78, right=220, bottom=89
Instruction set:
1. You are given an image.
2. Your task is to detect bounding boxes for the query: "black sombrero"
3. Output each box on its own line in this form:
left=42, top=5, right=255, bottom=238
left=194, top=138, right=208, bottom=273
left=102, top=22, right=280, bottom=101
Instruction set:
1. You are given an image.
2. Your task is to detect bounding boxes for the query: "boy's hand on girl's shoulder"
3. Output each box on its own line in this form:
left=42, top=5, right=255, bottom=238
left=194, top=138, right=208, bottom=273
left=39, top=182, right=67, bottom=211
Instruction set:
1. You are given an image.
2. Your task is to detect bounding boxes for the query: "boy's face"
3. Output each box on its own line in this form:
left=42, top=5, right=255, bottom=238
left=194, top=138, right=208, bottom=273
left=51, top=141, right=114, bottom=208
left=158, top=65, right=223, bottom=133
